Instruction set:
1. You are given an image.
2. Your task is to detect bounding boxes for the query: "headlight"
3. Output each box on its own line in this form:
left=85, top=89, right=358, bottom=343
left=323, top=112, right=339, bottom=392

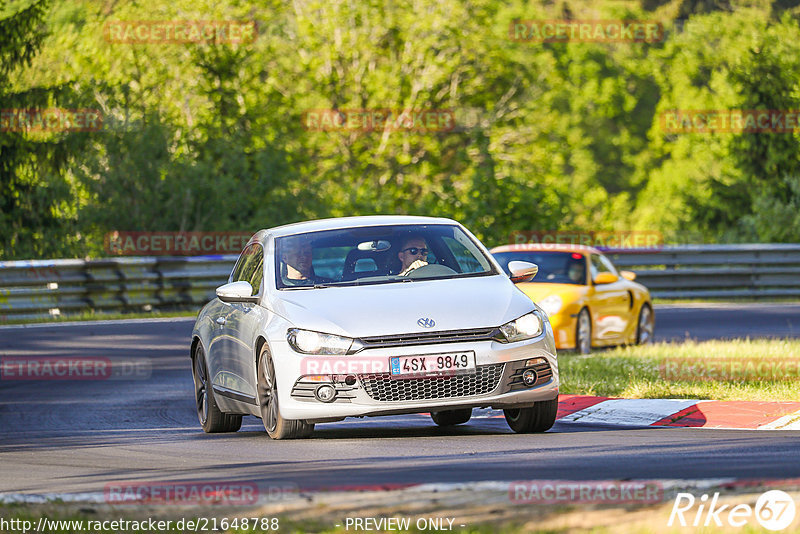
left=537, top=295, right=562, bottom=317
left=498, top=312, right=544, bottom=343
left=287, top=328, right=354, bottom=354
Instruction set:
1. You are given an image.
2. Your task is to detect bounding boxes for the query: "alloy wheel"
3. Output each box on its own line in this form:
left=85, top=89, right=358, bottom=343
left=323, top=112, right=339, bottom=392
left=577, top=309, right=591, bottom=354
left=638, top=305, right=654, bottom=344
left=259, top=355, right=279, bottom=433
left=193, top=348, right=209, bottom=425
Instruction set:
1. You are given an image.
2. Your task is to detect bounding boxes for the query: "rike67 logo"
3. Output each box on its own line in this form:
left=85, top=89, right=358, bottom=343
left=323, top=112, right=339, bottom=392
left=668, top=490, right=797, bottom=531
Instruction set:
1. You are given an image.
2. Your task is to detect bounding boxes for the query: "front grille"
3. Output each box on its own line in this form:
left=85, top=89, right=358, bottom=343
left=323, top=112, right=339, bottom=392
left=357, top=327, right=498, bottom=350
left=359, top=363, right=505, bottom=402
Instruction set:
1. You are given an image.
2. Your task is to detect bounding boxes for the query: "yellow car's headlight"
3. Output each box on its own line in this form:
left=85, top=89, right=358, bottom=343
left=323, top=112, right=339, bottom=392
left=537, top=295, right=563, bottom=317
left=497, top=312, right=544, bottom=343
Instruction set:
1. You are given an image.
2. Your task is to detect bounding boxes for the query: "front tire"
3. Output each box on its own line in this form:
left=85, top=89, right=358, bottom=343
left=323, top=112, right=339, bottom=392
left=575, top=308, right=592, bottom=354
left=431, top=408, right=472, bottom=426
left=257, top=344, right=314, bottom=440
left=504, top=399, right=558, bottom=433
left=192, top=344, right=242, bottom=433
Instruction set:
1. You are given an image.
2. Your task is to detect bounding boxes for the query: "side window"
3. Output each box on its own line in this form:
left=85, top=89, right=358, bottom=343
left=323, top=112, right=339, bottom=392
left=590, top=254, right=611, bottom=282
left=598, top=254, right=618, bottom=276
left=230, top=245, right=253, bottom=282
left=241, top=245, right=264, bottom=295
left=232, top=244, right=263, bottom=295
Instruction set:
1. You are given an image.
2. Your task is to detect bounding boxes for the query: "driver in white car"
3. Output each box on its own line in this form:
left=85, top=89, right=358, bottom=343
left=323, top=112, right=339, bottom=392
left=397, top=236, right=429, bottom=276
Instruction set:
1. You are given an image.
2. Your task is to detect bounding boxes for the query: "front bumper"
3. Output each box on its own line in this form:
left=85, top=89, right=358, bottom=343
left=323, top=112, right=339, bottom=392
left=272, top=325, right=559, bottom=421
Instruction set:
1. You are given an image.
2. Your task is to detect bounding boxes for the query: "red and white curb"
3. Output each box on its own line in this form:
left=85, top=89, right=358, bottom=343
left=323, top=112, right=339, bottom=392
left=469, top=395, right=800, bottom=430
left=555, top=395, right=800, bottom=430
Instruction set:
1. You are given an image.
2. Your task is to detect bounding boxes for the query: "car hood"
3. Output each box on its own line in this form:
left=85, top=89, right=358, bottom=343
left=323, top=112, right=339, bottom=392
left=271, top=274, right=534, bottom=338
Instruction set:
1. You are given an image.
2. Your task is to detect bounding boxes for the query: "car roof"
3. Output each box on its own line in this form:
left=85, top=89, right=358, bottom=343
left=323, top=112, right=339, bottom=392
left=490, top=243, right=601, bottom=255
left=257, top=215, right=460, bottom=239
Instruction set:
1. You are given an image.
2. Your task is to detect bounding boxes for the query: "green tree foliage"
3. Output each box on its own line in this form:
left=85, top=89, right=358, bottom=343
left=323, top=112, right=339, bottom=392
left=0, top=0, right=94, bottom=258
left=634, top=10, right=800, bottom=242
left=3, top=0, right=800, bottom=259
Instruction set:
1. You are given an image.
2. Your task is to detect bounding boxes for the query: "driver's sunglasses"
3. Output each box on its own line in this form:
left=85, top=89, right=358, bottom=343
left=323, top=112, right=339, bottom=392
left=402, top=247, right=429, bottom=256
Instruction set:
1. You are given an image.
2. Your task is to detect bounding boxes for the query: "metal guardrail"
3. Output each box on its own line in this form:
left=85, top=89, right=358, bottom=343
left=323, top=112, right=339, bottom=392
left=1, top=244, right=799, bottom=321
left=608, top=244, right=800, bottom=299
left=0, top=255, right=238, bottom=322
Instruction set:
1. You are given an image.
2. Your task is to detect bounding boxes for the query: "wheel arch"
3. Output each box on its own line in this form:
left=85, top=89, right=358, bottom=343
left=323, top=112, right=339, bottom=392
left=254, top=335, right=269, bottom=367
left=191, top=336, right=202, bottom=361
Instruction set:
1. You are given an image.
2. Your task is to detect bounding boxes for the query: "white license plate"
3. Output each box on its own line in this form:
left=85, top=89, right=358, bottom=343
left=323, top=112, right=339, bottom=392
left=389, top=351, right=476, bottom=378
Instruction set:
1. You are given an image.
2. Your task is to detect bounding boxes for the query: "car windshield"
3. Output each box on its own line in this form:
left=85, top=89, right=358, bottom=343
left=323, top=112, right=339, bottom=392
left=275, top=224, right=496, bottom=289
left=493, top=251, right=587, bottom=285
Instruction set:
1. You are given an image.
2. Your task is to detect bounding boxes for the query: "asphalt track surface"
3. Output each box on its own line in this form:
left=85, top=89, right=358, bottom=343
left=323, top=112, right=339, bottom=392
left=1, top=304, right=799, bottom=497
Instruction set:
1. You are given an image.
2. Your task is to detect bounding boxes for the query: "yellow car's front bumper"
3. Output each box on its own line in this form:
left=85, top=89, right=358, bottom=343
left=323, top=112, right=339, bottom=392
left=546, top=312, right=577, bottom=350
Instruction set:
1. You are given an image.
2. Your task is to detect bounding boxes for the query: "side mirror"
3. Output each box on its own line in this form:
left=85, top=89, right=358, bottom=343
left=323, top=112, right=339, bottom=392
left=593, top=272, right=619, bottom=285
left=620, top=270, right=636, bottom=281
left=216, top=281, right=259, bottom=304
left=508, top=261, right=538, bottom=284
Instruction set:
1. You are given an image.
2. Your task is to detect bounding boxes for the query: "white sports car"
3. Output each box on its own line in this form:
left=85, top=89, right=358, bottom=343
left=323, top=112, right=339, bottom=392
left=191, top=216, right=559, bottom=439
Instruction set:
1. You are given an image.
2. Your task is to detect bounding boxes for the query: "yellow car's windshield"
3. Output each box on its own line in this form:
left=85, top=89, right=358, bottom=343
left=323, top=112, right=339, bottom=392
left=493, top=251, right=587, bottom=285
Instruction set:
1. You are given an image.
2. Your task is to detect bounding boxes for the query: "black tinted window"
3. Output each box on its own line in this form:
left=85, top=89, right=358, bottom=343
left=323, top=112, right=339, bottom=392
left=493, top=251, right=587, bottom=285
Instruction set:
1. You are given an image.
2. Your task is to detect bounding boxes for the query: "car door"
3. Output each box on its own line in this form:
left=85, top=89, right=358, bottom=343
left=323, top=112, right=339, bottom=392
left=208, top=244, right=262, bottom=404
left=206, top=248, right=248, bottom=395
left=589, top=253, right=630, bottom=341
left=229, top=243, right=265, bottom=402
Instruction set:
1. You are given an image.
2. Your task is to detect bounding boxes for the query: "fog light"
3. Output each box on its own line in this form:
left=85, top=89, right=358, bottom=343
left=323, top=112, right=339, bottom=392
left=344, top=374, right=356, bottom=386
left=522, top=369, right=538, bottom=386
left=315, top=384, right=337, bottom=402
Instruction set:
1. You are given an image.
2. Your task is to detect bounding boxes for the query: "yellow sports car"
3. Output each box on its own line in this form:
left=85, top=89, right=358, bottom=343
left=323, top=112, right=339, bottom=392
left=491, top=244, right=654, bottom=353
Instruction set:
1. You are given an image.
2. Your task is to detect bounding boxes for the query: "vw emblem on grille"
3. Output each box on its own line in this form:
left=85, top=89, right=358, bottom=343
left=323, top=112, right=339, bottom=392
left=417, top=317, right=435, bottom=328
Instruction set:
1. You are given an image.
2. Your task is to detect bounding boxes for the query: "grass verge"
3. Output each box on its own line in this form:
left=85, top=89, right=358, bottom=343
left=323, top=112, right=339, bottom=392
left=559, top=339, right=800, bottom=401
left=3, top=482, right=800, bottom=533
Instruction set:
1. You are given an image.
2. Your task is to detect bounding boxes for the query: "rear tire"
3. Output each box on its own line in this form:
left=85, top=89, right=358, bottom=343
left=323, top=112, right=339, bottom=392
left=257, top=344, right=314, bottom=440
left=636, top=304, right=654, bottom=345
left=192, top=344, right=242, bottom=433
left=431, top=408, right=472, bottom=426
left=504, top=399, right=558, bottom=433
